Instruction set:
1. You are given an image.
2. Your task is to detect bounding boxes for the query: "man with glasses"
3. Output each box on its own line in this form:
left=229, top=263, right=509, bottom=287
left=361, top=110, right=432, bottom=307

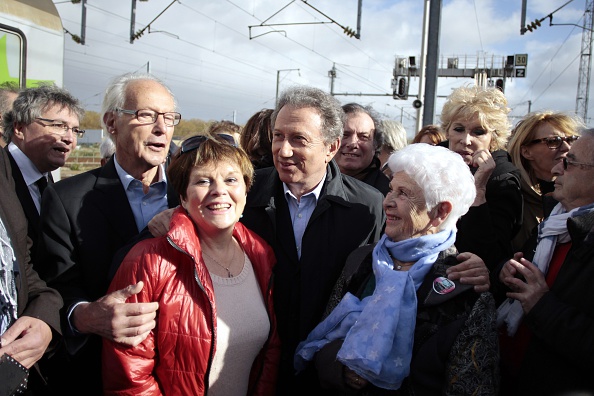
left=495, top=129, right=594, bottom=395
left=2, top=85, right=84, bottom=265
left=35, top=73, right=180, bottom=395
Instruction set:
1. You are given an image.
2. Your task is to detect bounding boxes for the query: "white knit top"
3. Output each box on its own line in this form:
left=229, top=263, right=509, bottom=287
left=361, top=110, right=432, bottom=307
left=207, top=253, right=270, bottom=395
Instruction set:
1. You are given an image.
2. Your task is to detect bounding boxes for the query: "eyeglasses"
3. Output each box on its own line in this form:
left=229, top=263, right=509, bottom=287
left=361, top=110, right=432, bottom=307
left=562, top=157, right=594, bottom=170
left=527, top=135, right=579, bottom=149
left=35, top=117, right=85, bottom=138
left=116, top=108, right=181, bottom=127
left=180, top=133, right=238, bottom=154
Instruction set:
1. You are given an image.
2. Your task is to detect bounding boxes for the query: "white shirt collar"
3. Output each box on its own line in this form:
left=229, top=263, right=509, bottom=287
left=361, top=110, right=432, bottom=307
left=7, top=142, right=46, bottom=186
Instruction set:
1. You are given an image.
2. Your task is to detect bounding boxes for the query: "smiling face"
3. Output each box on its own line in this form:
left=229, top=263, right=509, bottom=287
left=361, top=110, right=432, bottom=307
left=383, top=171, right=436, bottom=242
left=13, top=104, right=79, bottom=173
left=335, top=111, right=376, bottom=176
left=181, top=160, right=247, bottom=236
left=272, top=105, right=339, bottom=198
left=447, top=113, right=493, bottom=165
left=104, top=79, right=175, bottom=180
left=551, top=136, right=594, bottom=211
left=521, top=122, right=572, bottom=181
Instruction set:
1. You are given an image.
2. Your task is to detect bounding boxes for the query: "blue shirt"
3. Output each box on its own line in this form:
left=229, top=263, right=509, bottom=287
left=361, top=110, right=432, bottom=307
left=114, top=155, right=168, bottom=232
left=283, top=174, right=325, bottom=259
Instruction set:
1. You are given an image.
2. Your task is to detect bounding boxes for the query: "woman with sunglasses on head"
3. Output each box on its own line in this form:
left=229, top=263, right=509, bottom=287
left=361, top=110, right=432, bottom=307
left=507, top=111, right=584, bottom=251
left=102, top=134, right=280, bottom=396
left=440, top=85, right=523, bottom=271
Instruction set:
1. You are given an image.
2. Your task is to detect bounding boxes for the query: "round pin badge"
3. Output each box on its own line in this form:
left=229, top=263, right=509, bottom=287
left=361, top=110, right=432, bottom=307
left=433, top=277, right=455, bottom=295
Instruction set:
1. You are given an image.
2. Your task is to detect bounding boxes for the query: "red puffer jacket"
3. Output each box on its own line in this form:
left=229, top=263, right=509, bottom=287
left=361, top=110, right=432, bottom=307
left=102, top=207, right=280, bottom=395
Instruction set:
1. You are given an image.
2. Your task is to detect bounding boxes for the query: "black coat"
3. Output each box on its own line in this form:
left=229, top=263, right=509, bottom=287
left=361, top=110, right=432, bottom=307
left=318, top=245, right=498, bottom=396
left=495, top=209, right=594, bottom=395
left=455, top=149, right=523, bottom=270
left=241, top=160, right=385, bottom=394
left=35, top=158, right=178, bottom=395
left=4, top=148, right=50, bottom=265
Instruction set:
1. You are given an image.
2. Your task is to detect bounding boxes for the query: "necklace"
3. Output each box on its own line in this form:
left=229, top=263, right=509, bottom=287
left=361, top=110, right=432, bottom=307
left=202, top=243, right=237, bottom=278
left=393, top=259, right=414, bottom=271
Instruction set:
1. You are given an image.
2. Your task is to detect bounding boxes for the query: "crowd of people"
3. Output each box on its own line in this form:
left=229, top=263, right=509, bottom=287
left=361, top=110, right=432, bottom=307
left=0, top=72, right=593, bottom=396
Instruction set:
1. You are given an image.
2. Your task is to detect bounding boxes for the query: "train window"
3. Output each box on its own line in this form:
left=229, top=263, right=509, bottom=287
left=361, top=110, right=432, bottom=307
left=0, top=25, right=25, bottom=88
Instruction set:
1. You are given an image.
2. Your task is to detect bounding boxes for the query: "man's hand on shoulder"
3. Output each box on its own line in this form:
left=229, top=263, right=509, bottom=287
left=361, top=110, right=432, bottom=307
left=148, top=208, right=176, bottom=237
left=72, top=281, right=158, bottom=347
left=0, top=316, right=52, bottom=368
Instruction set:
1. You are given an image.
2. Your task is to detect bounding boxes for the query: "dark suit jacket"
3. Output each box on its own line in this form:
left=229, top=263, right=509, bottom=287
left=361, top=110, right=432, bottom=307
left=35, top=158, right=178, bottom=395
left=0, top=149, right=62, bottom=342
left=4, top=148, right=48, bottom=265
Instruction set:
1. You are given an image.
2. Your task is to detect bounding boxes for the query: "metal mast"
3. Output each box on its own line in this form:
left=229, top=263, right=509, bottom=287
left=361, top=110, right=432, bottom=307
left=576, top=0, right=593, bottom=122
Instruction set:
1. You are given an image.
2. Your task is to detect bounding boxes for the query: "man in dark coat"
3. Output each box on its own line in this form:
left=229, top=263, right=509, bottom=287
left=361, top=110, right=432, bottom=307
left=35, top=73, right=180, bottom=395
left=333, top=102, right=390, bottom=195
left=496, top=129, right=594, bottom=395
left=0, top=148, right=62, bottom=390
left=241, top=87, right=386, bottom=394
left=3, top=85, right=84, bottom=264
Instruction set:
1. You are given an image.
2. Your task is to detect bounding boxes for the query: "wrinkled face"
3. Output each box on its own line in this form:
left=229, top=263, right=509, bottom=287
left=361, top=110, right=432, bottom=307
left=105, top=79, right=175, bottom=178
left=383, top=171, right=434, bottom=242
left=335, top=111, right=376, bottom=176
left=13, top=104, right=80, bottom=173
left=552, top=137, right=594, bottom=211
left=521, top=122, right=573, bottom=181
left=272, top=105, right=338, bottom=197
left=447, top=113, right=492, bottom=165
left=181, top=161, right=247, bottom=235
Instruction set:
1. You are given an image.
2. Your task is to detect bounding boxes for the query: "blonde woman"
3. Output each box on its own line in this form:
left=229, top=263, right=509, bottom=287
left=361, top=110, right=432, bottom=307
left=440, top=85, right=522, bottom=269
left=507, top=111, right=583, bottom=250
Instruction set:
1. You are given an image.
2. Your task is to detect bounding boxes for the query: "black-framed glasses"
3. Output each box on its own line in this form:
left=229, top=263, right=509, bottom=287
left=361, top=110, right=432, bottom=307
left=35, top=117, right=85, bottom=138
left=180, top=133, right=238, bottom=154
left=116, top=108, right=181, bottom=127
left=562, top=157, right=594, bottom=170
left=527, top=135, right=579, bottom=149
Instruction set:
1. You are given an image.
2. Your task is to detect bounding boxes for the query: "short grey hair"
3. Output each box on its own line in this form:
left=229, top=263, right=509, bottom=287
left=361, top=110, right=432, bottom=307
left=387, top=143, right=476, bottom=231
left=342, top=102, right=384, bottom=154
left=3, top=84, right=84, bottom=144
left=381, top=120, right=407, bottom=152
left=272, top=86, right=344, bottom=144
left=100, top=72, right=176, bottom=130
left=100, top=136, right=116, bottom=159
left=578, top=128, right=594, bottom=163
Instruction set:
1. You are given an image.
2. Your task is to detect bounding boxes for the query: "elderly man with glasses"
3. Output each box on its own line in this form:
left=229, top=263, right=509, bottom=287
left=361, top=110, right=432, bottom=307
left=35, top=73, right=180, bottom=395
left=3, top=85, right=85, bottom=266
left=495, top=128, right=594, bottom=395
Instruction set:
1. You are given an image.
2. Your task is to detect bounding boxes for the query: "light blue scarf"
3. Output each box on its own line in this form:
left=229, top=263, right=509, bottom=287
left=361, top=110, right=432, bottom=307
left=295, top=229, right=456, bottom=390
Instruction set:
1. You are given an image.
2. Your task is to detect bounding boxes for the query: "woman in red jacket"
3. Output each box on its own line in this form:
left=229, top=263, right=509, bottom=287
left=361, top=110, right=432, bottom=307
left=102, top=134, right=280, bottom=396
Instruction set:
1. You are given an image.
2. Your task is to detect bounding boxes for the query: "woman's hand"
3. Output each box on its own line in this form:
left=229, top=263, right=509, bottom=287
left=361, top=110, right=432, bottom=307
left=343, top=367, right=368, bottom=390
left=471, top=149, right=495, bottom=206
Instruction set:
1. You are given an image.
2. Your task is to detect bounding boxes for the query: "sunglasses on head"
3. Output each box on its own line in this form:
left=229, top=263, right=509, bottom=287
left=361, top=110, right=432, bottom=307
left=180, top=133, right=237, bottom=154
left=527, top=135, right=579, bottom=149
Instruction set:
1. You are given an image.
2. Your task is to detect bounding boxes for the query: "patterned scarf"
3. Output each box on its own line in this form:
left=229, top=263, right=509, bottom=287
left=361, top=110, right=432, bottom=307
left=497, top=202, right=594, bottom=336
left=0, top=216, right=18, bottom=336
left=295, top=229, right=456, bottom=390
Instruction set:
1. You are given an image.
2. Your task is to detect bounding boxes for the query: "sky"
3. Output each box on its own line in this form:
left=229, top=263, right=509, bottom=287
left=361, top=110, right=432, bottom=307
left=53, top=0, right=590, bottom=139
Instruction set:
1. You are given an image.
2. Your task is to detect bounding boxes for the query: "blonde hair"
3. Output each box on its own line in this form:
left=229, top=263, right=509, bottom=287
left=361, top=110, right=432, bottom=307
left=508, top=111, right=584, bottom=194
left=440, top=85, right=511, bottom=151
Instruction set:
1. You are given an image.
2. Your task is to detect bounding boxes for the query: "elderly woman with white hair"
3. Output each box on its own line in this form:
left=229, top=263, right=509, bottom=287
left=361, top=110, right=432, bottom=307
left=295, top=143, right=499, bottom=395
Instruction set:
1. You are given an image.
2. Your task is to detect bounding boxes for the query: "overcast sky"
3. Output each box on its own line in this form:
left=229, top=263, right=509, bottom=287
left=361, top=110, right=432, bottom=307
left=54, top=0, right=589, bottom=138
